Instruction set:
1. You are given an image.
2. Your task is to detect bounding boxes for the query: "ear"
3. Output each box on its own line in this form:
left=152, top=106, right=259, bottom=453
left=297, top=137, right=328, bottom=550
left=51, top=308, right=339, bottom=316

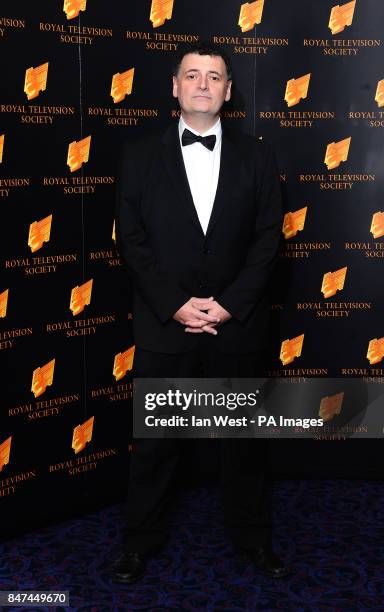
left=172, top=76, right=178, bottom=99
left=225, top=80, right=232, bottom=102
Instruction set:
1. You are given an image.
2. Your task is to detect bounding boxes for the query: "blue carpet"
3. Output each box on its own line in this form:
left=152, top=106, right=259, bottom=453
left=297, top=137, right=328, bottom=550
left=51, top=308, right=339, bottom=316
left=1, top=481, right=384, bottom=611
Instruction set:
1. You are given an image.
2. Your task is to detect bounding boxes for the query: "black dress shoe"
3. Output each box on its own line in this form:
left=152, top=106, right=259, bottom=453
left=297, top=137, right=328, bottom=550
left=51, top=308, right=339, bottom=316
left=111, top=552, right=147, bottom=584
left=246, top=546, right=290, bottom=579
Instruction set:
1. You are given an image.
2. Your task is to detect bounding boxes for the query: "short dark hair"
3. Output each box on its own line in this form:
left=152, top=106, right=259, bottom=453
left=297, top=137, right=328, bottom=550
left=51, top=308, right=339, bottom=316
left=172, top=41, right=232, bottom=81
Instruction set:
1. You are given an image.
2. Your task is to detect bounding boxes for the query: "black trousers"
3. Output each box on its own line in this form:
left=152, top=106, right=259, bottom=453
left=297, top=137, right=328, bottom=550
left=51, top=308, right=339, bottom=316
left=124, top=336, right=272, bottom=554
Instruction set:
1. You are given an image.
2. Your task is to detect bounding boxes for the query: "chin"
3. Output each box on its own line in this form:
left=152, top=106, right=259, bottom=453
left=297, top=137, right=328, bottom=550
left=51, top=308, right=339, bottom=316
left=192, top=102, right=212, bottom=109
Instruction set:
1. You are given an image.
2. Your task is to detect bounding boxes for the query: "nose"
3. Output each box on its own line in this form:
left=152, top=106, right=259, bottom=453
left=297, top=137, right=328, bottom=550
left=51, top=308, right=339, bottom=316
left=199, top=74, right=208, bottom=90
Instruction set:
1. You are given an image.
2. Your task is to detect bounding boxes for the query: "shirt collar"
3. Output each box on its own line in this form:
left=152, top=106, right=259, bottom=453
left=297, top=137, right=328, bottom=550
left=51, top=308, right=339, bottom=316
left=178, top=116, right=222, bottom=148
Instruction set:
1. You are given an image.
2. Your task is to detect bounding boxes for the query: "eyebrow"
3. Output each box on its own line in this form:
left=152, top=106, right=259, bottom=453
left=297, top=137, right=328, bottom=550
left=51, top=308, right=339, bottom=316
left=184, top=69, right=222, bottom=76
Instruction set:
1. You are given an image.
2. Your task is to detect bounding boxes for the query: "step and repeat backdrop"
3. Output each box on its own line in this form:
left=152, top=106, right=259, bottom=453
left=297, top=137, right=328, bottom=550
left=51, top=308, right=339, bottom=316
left=1, top=0, right=383, bottom=536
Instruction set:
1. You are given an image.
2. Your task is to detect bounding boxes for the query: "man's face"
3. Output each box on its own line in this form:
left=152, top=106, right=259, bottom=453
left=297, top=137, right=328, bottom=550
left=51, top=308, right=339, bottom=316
left=172, top=53, right=231, bottom=119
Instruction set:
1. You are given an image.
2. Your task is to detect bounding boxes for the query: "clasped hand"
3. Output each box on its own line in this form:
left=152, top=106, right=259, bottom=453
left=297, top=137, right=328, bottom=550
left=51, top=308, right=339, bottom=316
left=173, top=296, right=231, bottom=335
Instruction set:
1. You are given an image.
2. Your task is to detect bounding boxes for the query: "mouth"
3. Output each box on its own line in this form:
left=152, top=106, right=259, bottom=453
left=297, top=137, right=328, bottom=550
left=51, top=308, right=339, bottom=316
left=193, top=95, right=211, bottom=100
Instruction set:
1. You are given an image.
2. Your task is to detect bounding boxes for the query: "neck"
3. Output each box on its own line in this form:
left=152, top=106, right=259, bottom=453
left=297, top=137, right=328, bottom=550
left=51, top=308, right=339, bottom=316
left=181, top=112, right=219, bottom=134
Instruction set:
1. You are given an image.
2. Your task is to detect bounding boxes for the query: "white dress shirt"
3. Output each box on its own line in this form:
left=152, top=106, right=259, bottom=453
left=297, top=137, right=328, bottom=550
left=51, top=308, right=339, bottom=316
left=178, top=116, right=222, bottom=234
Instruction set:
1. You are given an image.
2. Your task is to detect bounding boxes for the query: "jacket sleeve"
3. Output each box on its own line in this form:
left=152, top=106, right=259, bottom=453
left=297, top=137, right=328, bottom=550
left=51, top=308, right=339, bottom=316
left=217, top=142, right=283, bottom=322
left=115, top=141, right=190, bottom=323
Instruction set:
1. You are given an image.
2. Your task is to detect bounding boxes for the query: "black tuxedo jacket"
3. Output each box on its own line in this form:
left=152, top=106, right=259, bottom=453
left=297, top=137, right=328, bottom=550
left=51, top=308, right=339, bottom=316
left=116, top=123, right=282, bottom=354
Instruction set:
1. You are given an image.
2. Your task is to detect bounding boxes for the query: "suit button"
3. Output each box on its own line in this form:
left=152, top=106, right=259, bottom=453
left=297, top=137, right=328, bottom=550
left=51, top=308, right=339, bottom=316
left=203, top=249, right=211, bottom=254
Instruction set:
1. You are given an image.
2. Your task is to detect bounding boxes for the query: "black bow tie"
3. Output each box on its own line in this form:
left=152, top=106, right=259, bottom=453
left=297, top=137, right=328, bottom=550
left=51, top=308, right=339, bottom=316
left=182, top=128, right=216, bottom=151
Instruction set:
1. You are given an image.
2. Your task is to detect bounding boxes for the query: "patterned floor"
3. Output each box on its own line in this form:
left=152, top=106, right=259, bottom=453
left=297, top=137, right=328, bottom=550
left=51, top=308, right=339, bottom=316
left=1, top=480, right=384, bottom=611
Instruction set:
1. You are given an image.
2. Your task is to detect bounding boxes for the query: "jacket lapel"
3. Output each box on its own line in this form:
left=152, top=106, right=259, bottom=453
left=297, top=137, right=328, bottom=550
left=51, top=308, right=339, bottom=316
left=161, top=124, right=204, bottom=234
left=160, top=123, right=240, bottom=239
left=205, top=129, right=239, bottom=239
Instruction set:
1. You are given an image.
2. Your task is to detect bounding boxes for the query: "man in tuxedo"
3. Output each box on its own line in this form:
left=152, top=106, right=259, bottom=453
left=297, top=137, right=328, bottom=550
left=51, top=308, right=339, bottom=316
left=113, top=42, right=289, bottom=582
